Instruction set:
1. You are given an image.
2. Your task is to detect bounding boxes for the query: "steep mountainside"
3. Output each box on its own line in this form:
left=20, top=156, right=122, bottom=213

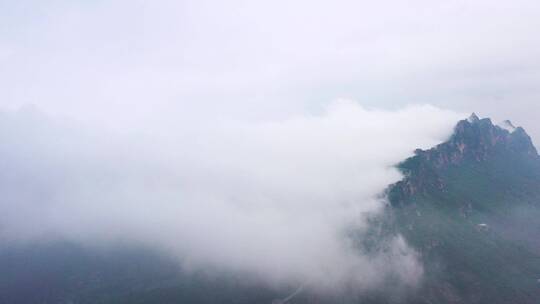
left=387, top=113, right=540, bottom=303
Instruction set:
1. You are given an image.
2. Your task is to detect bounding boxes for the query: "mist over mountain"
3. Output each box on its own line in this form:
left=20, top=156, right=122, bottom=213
left=3, top=1, right=540, bottom=303
left=2, top=109, right=540, bottom=303
left=0, top=103, right=460, bottom=301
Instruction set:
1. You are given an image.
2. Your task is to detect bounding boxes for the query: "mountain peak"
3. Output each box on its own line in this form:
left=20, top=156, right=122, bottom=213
left=467, top=112, right=480, bottom=123
left=498, top=120, right=517, bottom=132
left=450, top=114, right=537, bottom=160
left=389, top=114, right=538, bottom=203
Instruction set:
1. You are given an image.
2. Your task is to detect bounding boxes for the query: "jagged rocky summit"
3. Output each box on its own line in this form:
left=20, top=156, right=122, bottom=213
left=389, top=113, right=539, bottom=204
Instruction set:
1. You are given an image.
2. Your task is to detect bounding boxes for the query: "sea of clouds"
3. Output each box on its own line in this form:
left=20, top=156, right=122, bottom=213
left=0, top=101, right=462, bottom=291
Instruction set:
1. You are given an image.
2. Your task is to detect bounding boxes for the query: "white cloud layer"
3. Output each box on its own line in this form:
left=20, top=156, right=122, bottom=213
left=0, top=102, right=462, bottom=290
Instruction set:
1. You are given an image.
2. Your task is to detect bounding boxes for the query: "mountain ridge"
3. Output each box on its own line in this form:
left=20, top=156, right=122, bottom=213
left=389, top=113, right=539, bottom=204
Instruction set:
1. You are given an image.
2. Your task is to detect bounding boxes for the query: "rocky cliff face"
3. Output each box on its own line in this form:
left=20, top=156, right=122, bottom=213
left=389, top=113, right=539, bottom=204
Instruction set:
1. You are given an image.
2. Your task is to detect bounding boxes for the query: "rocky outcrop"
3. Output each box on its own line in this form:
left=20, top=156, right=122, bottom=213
left=388, top=113, right=538, bottom=204
left=422, top=113, right=537, bottom=167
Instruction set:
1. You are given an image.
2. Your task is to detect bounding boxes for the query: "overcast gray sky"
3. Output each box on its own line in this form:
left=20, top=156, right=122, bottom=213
left=1, top=0, right=540, bottom=138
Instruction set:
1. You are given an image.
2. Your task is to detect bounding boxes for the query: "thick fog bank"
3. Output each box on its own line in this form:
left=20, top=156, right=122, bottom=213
left=0, top=102, right=462, bottom=291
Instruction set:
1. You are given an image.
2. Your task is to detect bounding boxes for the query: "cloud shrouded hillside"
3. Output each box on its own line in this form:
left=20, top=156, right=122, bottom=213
left=0, top=102, right=462, bottom=291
